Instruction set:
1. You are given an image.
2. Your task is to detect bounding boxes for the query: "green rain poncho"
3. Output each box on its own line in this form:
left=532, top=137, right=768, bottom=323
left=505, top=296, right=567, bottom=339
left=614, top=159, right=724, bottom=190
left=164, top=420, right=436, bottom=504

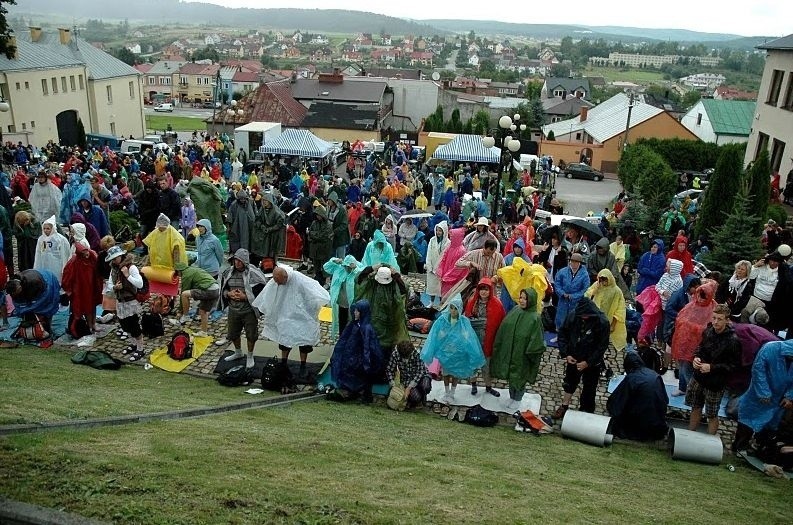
left=355, top=269, right=409, bottom=351
left=187, top=176, right=226, bottom=235
left=491, top=287, right=547, bottom=390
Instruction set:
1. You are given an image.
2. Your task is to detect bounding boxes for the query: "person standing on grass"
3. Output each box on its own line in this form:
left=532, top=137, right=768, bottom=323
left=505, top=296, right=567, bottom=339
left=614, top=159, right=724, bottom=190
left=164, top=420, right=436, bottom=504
left=175, top=262, right=220, bottom=337
left=106, top=246, right=146, bottom=362
left=685, top=304, right=741, bottom=435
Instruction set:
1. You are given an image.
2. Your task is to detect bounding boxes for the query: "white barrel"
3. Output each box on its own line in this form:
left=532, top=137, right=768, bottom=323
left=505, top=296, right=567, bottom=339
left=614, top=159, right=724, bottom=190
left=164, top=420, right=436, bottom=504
left=670, top=428, right=723, bottom=464
left=560, top=410, right=613, bottom=447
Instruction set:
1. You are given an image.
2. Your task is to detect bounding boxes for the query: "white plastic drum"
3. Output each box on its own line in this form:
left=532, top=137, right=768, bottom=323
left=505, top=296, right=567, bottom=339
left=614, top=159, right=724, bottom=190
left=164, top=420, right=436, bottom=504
left=670, top=428, right=723, bottom=464
left=560, top=410, right=613, bottom=447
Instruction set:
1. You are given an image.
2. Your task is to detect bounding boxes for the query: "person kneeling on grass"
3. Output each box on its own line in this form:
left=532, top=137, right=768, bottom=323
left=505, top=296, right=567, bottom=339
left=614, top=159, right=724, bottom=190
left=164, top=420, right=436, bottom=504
left=387, top=340, right=432, bottom=409
left=175, top=261, right=220, bottom=337
left=329, top=300, right=384, bottom=403
left=105, top=246, right=146, bottom=362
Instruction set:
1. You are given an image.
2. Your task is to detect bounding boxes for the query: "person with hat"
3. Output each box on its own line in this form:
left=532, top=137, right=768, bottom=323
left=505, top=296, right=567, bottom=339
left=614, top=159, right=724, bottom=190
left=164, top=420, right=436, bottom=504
left=175, top=261, right=219, bottom=337
left=356, top=264, right=409, bottom=356
left=554, top=252, right=591, bottom=331
left=106, top=246, right=146, bottom=361
left=463, top=216, right=498, bottom=251
left=218, top=249, right=268, bottom=368
left=143, top=213, right=186, bottom=270
left=28, top=170, right=62, bottom=227
left=252, top=265, right=330, bottom=378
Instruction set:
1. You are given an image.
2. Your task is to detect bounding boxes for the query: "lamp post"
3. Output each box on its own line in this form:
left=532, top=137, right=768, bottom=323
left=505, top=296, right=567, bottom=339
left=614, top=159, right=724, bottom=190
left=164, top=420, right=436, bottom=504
left=0, top=97, right=10, bottom=174
left=482, top=113, right=525, bottom=223
left=221, top=99, right=244, bottom=136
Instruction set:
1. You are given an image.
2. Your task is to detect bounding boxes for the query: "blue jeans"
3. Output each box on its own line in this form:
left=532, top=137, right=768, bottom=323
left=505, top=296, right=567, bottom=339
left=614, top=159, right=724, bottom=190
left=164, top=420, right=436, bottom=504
left=678, top=360, right=694, bottom=392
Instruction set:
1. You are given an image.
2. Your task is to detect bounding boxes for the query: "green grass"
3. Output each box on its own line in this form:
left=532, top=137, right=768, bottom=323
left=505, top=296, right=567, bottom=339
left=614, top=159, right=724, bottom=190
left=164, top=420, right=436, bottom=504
left=145, top=114, right=206, bottom=133
left=584, top=65, right=667, bottom=84
left=0, top=346, right=272, bottom=425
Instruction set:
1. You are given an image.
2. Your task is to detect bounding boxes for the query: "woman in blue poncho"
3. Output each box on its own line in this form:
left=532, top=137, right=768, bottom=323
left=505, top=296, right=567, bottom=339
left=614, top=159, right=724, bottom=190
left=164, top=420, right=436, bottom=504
left=361, top=229, right=400, bottom=271
left=323, top=254, right=364, bottom=338
left=420, top=295, right=486, bottom=405
left=329, top=300, right=384, bottom=403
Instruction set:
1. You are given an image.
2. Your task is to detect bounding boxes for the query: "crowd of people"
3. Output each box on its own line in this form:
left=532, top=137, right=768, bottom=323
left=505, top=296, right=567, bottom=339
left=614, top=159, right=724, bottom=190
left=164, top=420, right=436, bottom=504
left=1, top=135, right=792, bottom=464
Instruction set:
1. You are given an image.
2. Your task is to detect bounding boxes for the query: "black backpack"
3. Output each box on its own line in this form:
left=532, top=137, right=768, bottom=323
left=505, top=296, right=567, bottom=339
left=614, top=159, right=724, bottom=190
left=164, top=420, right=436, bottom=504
left=636, top=342, right=663, bottom=374
left=167, top=331, right=193, bottom=361
left=217, top=365, right=256, bottom=387
left=261, top=356, right=294, bottom=394
left=463, top=405, right=499, bottom=427
left=68, top=314, right=91, bottom=339
left=141, top=312, right=164, bottom=338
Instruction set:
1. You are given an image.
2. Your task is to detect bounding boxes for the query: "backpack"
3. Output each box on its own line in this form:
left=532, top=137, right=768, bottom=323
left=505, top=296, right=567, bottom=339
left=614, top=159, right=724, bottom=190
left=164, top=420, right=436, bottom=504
left=260, top=356, right=294, bottom=394
left=407, top=318, right=433, bottom=334
left=68, top=314, right=91, bottom=339
left=71, top=350, right=123, bottom=370
left=463, top=405, right=499, bottom=427
left=141, top=312, right=164, bottom=338
left=14, top=314, right=50, bottom=342
left=513, top=409, right=554, bottom=435
left=149, top=294, right=173, bottom=315
left=167, top=331, right=193, bottom=361
left=217, top=364, right=256, bottom=387
left=636, top=340, right=663, bottom=374
left=136, top=273, right=151, bottom=303
left=260, top=257, right=276, bottom=274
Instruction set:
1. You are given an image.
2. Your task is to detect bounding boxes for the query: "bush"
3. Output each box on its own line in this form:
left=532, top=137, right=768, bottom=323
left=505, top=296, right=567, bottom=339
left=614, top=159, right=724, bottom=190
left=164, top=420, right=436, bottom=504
left=633, top=137, right=726, bottom=171
left=766, top=204, right=789, bottom=228
left=109, top=210, right=140, bottom=239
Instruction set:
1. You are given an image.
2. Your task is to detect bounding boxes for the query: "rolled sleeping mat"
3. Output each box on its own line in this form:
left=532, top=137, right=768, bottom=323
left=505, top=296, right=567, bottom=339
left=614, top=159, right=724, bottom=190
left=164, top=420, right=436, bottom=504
left=141, top=265, right=178, bottom=285
left=669, top=428, right=723, bottom=464
left=560, top=410, right=614, bottom=447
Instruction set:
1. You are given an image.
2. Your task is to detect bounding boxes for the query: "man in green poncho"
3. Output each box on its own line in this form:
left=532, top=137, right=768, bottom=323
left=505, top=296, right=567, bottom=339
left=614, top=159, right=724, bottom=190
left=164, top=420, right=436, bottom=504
left=187, top=176, right=226, bottom=237
left=491, top=287, right=546, bottom=411
left=251, top=193, right=285, bottom=264
left=355, top=265, right=409, bottom=359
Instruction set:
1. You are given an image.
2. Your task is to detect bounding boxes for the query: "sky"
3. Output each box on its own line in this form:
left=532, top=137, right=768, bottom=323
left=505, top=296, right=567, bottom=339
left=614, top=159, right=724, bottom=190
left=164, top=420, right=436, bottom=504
left=187, top=0, right=792, bottom=37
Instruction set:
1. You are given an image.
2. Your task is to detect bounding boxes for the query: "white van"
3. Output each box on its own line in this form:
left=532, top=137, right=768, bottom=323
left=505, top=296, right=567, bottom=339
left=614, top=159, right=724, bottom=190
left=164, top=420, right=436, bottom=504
left=120, top=139, right=156, bottom=154
left=154, top=103, right=174, bottom=112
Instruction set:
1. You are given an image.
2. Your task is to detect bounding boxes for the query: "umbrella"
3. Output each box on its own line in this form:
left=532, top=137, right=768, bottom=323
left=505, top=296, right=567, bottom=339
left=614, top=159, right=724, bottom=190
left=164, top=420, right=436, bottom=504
left=561, top=218, right=603, bottom=241
left=540, top=224, right=561, bottom=242
left=398, top=209, right=434, bottom=221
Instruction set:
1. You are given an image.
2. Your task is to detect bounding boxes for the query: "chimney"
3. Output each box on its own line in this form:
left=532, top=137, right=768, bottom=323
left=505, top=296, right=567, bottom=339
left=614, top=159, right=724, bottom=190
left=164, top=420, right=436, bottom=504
left=58, top=28, right=71, bottom=45
left=8, top=36, right=17, bottom=59
left=580, top=107, right=588, bottom=122
left=29, top=26, right=42, bottom=43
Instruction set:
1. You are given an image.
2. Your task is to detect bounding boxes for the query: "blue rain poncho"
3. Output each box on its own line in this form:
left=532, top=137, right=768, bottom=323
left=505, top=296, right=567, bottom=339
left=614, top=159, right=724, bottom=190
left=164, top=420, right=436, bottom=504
left=323, top=254, right=364, bottom=337
left=420, top=295, right=486, bottom=378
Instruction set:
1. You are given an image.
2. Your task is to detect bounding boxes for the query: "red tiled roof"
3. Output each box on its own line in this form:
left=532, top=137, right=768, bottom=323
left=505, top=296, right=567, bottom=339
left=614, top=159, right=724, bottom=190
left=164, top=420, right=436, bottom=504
left=178, top=63, right=220, bottom=75
left=233, top=71, right=260, bottom=82
left=231, top=80, right=307, bottom=127
left=135, top=64, right=153, bottom=73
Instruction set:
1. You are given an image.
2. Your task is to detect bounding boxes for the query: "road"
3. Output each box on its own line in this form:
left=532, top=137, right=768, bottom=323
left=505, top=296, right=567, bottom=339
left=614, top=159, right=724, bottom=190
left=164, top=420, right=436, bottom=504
left=445, top=49, right=458, bottom=72
left=144, top=106, right=213, bottom=119
left=552, top=175, right=620, bottom=217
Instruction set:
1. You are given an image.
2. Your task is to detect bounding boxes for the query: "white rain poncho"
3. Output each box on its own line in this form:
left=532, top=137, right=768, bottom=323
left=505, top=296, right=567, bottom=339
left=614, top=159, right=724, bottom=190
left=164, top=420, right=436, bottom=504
left=29, top=179, right=63, bottom=227
left=34, top=215, right=71, bottom=283
left=252, top=265, right=330, bottom=347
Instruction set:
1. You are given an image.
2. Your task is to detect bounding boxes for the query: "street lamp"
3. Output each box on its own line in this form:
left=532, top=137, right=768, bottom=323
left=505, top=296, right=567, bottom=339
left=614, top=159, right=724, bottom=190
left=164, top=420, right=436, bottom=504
left=482, top=114, right=522, bottom=223
left=0, top=97, right=10, bottom=174
left=221, top=99, right=244, bottom=135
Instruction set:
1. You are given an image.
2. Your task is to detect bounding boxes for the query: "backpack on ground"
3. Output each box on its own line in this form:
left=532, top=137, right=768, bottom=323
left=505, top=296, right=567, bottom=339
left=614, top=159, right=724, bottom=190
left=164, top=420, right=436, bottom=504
left=71, top=350, right=123, bottom=370
left=14, top=314, right=50, bottom=342
left=260, top=257, right=276, bottom=274
left=513, top=409, right=554, bottom=435
left=141, top=312, right=164, bottom=338
left=167, top=330, right=193, bottom=361
left=463, top=405, right=499, bottom=427
left=217, top=364, right=256, bottom=387
left=148, top=294, right=172, bottom=315
left=136, top=273, right=151, bottom=303
left=260, top=356, right=294, bottom=394
left=68, top=314, right=91, bottom=339
left=636, top=340, right=663, bottom=374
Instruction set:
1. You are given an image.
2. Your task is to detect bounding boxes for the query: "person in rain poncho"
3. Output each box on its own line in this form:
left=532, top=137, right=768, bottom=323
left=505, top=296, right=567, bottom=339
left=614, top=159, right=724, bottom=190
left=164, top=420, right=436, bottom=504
left=437, top=228, right=469, bottom=297
left=492, top=287, right=546, bottom=410
left=497, top=257, right=549, bottom=314
left=227, top=190, right=255, bottom=253
left=253, top=265, right=330, bottom=378
left=28, top=171, right=62, bottom=228
left=607, top=351, right=669, bottom=441
left=636, top=239, right=666, bottom=296
left=554, top=252, right=591, bottom=330
left=143, top=213, right=187, bottom=270
left=355, top=265, right=409, bottom=354
left=425, top=220, right=450, bottom=305
left=195, top=218, right=224, bottom=278
left=251, top=192, right=286, bottom=263
left=397, top=218, right=418, bottom=249
left=464, top=277, right=506, bottom=398
left=180, top=196, right=197, bottom=239
left=585, top=269, right=627, bottom=352
left=13, top=211, right=42, bottom=272
left=381, top=215, right=398, bottom=251
left=671, top=279, right=717, bottom=396
left=420, top=294, right=486, bottom=404
left=329, top=300, right=385, bottom=403
left=361, top=229, right=400, bottom=271
left=34, top=215, right=70, bottom=283
left=62, top=243, right=102, bottom=333
left=323, top=255, right=364, bottom=338
left=396, top=240, right=420, bottom=274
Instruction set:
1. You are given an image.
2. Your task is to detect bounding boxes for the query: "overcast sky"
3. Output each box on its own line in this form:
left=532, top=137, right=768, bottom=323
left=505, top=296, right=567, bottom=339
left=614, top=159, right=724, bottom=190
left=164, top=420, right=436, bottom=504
left=187, top=0, right=790, bottom=37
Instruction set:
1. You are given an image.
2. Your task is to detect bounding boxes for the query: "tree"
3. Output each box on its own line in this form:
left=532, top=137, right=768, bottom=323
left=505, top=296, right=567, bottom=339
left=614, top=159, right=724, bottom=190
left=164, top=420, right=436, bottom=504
left=446, top=108, right=463, bottom=134
left=701, top=188, right=763, bottom=275
left=0, top=0, right=17, bottom=59
left=682, top=89, right=701, bottom=109
left=528, top=98, right=545, bottom=129
left=546, top=130, right=555, bottom=141
left=695, top=143, right=745, bottom=239
left=472, top=110, right=490, bottom=135
left=525, top=80, right=543, bottom=100
left=191, top=46, right=220, bottom=63
left=260, top=54, right=276, bottom=68
left=746, top=149, right=771, bottom=231
left=112, top=47, right=137, bottom=66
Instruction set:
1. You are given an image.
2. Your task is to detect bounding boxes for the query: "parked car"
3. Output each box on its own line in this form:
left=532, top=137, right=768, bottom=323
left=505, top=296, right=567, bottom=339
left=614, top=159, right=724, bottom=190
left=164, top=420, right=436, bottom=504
left=563, top=163, right=603, bottom=181
left=154, top=103, right=174, bottom=112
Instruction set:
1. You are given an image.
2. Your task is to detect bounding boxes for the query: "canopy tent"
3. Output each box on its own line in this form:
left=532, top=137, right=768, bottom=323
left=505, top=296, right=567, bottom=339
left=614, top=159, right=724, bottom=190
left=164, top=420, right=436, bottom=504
left=260, top=129, right=333, bottom=158
left=431, top=134, right=501, bottom=164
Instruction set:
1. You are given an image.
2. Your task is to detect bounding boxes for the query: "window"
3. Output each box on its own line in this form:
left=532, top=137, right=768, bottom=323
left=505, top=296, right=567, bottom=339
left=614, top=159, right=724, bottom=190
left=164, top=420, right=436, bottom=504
left=79, top=75, right=84, bottom=90
left=782, top=73, right=793, bottom=110
left=110, top=122, right=116, bottom=136
left=61, top=76, right=67, bottom=93
left=696, top=113, right=702, bottom=125
left=70, top=76, right=75, bottom=91
left=106, top=85, right=113, bottom=103
left=770, top=138, right=786, bottom=173
left=766, top=69, right=784, bottom=106
left=52, top=77, right=58, bottom=94
left=161, top=77, right=171, bottom=85
left=756, top=132, right=770, bottom=160
left=21, top=123, right=26, bottom=130
left=180, top=76, right=187, bottom=85
left=129, top=81, right=135, bottom=99
left=15, top=82, right=19, bottom=90
left=24, top=81, right=29, bottom=89
left=41, top=78, right=49, bottom=95
left=30, top=121, right=35, bottom=128
left=148, top=76, right=155, bottom=85
left=553, top=89, right=565, bottom=97
left=7, top=125, right=15, bottom=133
left=575, top=132, right=582, bottom=141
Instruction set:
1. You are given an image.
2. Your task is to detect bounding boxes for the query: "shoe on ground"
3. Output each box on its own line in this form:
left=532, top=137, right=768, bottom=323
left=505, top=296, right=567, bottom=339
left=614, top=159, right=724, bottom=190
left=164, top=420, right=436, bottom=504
left=552, top=406, right=568, bottom=420
left=97, top=313, right=115, bottom=324
left=214, top=338, right=229, bottom=346
left=486, top=387, right=501, bottom=397
left=671, top=389, right=686, bottom=397
left=246, top=355, right=255, bottom=368
left=179, top=315, right=191, bottom=324
left=470, top=384, right=478, bottom=396
left=224, top=351, right=244, bottom=362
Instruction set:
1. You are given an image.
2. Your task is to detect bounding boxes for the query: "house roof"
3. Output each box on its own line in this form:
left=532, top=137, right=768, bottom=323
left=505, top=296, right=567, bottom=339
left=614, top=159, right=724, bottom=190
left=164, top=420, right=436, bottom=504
left=233, top=80, right=307, bottom=127
left=700, top=99, right=756, bottom=136
left=542, top=97, right=595, bottom=115
left=291, top=78, right=386, bottom=103
left=544, top=77, right=591, bottom=94
left=542, top=92, right=663, bottom=143
left=178, top=63, right=220, bottom=76
left=147, top=60, right=185, bottom=75
left=0, top=30, right=139, bottom=80
left=366, top=68, right=422, bottom=80
left=232, top=71, right=260, bottom=83
left=135, top=63, right=153, bottom=74
left=713, top=86, right=757, bottom=100
left=757, top=34, right=793, bottom=50
left=301, top=101, right=379, bottom=131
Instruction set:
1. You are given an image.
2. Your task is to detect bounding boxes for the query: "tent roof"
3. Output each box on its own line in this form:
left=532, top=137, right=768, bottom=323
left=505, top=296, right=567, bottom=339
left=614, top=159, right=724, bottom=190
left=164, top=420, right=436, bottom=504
left=259, top=129, right=333, bottom=158
left=432, top=134, right=501, bottom=164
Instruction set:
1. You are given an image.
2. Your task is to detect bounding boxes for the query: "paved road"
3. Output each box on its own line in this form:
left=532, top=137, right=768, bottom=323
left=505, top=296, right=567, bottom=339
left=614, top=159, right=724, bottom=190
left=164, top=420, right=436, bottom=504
left=144, top=107, right=213, bottom=119
left=552, top=175, right=620, bottom=217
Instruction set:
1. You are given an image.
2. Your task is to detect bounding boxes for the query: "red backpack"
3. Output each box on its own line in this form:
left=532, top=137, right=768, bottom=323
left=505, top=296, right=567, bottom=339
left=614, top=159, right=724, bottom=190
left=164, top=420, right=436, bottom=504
left=167, top=331, right=193, bottom=361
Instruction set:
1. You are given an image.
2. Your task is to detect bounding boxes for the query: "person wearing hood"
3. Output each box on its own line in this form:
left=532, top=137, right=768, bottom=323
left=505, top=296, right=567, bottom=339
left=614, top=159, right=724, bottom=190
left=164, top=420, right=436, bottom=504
left=28, top=171, right=62, bottom=228
left=663, top=274, right=702, bottom=350
left=381, top=215, right=398, bottom=251
left=307, top=205, right=334, bottom=284
left=180, top=196, right=197, bottom=239
left=636, top=239, right=666, bottom=296
left=106, top=246, right=146, bottom=361
left=686, top=304, right=741, bottom=435
left=655, top=259, right=684, bottom=309
left=34, top=215, right=70, bottom=284
left=397, top=218, right=418, bottom=250
left=356, top=264, right=409, bottom=354
left=76, top=195, right=110, bottom=239
left=5, top=268, right=61, bottom=341
left=554, top=297, right=610, bottom=419
left=355, top=205, right=378, bottom=242
left=251, top=193, right=286, bottom=265
left=666, top=235, right=694, bottom=277
left=437, top=227, right=469, bottom=297
left=323, top=255, right=364, bottom=338
left=415, top=191, right=428, bottom=210
left=586, top=269, right=628, bottom=353
left=671, top=279, right=717, bottom=396
left=465, top=277, right=507, bottom=398
left=396, top=239, right=420, bottom=274
left=420, top=295, right=486, bottom=405
left=62, top=243, right=102, bottom=333
left=504, top=237, right=531, bottom=267
left=588, top=237, right=630, bottom=299
left=253, top=265, right=330, bottom=377
left=463, top=217, right=498, bottom=252
left=327, top=193, right=350, bottom=260
left=195, top=219, right=223, bottom=278
left=143, top=213, right=187, bottom=270
left=607, top=351, right=669, bottom=441
left=219, top=249, right=268, bottom=368
left=70, top=213, right=100, bottom=252
left=347, top=230, right=367, bottom=262
left=13, top=211, right=41, bottom=272
left=361, top=229, right=400, bottom=271
left=137, top=181, right=161, bottom=240
left=227, top=190, right=255, bottom=254
left=329, top=300, right=385, bottom=403
left=554, top=252, right=591, bottom=331
left=425, top=221, right=450, bottom=305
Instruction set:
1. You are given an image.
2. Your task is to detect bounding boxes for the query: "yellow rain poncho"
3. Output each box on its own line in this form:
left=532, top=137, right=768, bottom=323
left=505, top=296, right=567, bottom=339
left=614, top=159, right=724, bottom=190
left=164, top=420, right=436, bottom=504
left=143, top=222, right=187, bottom=270
left=586, top=268, right=627, bottom=351
left=496, top=257, right=548, bottom=313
